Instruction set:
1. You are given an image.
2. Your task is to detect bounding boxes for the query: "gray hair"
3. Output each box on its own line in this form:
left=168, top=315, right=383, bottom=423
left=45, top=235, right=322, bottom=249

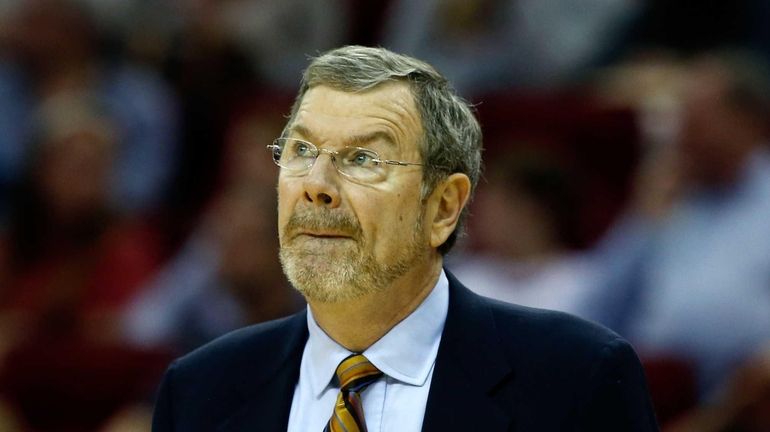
left=283, top=45, right=483, bottom=255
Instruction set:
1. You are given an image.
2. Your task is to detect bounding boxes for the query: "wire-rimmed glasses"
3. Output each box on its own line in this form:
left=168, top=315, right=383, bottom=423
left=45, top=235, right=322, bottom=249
left=267, top=137, right=431, bottom=183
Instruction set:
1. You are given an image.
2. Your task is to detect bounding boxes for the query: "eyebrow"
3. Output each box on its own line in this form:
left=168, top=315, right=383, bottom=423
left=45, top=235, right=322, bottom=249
left=347, top=131, right=396, bottom=148
left=287, top=124, right=315, bottom=141
left=288, top=124, right=396, bottom=148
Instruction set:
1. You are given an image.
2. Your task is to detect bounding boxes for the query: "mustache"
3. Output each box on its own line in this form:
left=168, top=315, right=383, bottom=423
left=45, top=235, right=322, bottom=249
left=284, top=208, right=362, bottom=239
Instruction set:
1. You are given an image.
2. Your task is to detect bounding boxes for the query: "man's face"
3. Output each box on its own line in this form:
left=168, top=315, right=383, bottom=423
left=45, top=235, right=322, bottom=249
left=277, top=82, right=430, bottom=303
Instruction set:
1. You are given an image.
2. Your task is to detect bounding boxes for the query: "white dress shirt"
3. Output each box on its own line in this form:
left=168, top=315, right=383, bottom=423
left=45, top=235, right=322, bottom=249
left=287, top=270, right=449, bottom=432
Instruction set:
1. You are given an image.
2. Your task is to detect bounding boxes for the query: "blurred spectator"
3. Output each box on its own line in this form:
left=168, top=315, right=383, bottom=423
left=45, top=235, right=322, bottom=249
left=0, top=0, right=179, bottom=219
left=122, top=100, right=303, bottom=354
left=156, top=0, right=345, bottom=232
left=447, top=149, right=599, bottom=315
left=587, top=49, right=770, bottom=402
left=1, top=91, right=164, bottom=346
left=0, top=92, right=168, bottom=431
left=123, top=183, right=302, bottom=354
left=381, top=0, right=641, bottom=94
left=474, top=90, right=641, bottom=245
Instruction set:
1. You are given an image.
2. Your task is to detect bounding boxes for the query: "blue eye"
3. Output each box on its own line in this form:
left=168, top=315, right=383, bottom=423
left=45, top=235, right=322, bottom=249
left=295, top=142, right=311, bottom=157
left=347, top=149, right=379, bottom=167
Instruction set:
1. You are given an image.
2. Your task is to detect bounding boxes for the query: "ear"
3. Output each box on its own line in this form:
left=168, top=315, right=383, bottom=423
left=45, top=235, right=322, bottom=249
left=427, top=173, right=471, bottom=249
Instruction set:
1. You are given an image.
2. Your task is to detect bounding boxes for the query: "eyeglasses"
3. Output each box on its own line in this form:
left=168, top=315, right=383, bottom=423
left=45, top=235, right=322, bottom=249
left=267, top=137, right=434, bottom=183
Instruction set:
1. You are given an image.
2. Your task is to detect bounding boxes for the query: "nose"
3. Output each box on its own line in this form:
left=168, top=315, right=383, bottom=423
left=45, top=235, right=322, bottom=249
left=302, top=153, right=341, bottom=207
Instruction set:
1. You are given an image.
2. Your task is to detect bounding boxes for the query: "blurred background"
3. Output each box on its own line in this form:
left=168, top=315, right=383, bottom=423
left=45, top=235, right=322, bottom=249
left=0, top=0, right=769, bottom=430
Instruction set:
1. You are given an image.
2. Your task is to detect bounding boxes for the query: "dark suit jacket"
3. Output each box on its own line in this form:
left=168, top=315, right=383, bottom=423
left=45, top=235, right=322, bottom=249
left=152, top=271, right=659, bottom=431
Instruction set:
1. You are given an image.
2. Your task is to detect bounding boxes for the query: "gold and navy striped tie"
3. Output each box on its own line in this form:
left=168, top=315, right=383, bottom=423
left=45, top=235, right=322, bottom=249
left=324, top=354, right=383, bottom=432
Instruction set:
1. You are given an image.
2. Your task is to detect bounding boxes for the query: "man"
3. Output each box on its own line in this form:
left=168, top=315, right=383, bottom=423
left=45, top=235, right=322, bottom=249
left=152, top=46, right=658, bottom=431
left=588, top=50, right=770, bottom=402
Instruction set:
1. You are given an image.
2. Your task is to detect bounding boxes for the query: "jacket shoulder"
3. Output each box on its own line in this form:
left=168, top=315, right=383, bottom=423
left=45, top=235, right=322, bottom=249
left=478, top=296, right=658, bottom=430
left=485, top=297, right=624, bottom=355
left=153, top=312, right=308, bottom=431
left=169, top=311, right=307, bottom=386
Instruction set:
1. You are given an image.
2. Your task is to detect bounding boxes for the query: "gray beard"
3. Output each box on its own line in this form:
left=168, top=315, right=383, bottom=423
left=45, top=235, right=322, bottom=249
left=279, top=208, right=426, bottom=303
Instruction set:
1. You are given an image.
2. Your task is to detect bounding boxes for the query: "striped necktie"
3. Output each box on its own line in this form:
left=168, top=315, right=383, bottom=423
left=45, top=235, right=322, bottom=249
left=324, top=354, right=383, bottom=432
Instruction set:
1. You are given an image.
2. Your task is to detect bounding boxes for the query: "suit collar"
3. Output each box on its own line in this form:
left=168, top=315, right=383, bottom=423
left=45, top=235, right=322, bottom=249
left=306, top=270, right=449, bottom=395
left=422, top=269, right=514, bottom=432
left=216, top=270, right=515, bottom=432
left=218, top=310, right=309, bottom=432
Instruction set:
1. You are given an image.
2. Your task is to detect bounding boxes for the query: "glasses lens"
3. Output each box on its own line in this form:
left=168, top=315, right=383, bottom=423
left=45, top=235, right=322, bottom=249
left=274, top=138, right=316, bottom=171
left=336, top=147, right=385, bottom=182
left=270, top=139, right=391, bottom=183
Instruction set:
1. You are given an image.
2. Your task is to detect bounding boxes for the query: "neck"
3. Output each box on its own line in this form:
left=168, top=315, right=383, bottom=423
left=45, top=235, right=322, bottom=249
left=308, top=254, right=443, bottom=352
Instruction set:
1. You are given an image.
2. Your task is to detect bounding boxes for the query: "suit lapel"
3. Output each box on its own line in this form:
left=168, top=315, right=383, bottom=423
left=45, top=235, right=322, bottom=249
left=218, top=310, right=309, bottom=432
left=214, top=271, right=515, bottom=432
left=422, top=271, right=514, bottom=432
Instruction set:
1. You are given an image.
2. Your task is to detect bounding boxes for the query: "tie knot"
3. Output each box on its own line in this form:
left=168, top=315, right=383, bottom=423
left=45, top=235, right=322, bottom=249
left=335, top=354, right=383, bottom=392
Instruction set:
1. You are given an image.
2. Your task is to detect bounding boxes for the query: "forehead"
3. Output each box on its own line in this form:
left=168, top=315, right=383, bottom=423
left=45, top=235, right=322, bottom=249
left=288, top=82, right=423, bottom=152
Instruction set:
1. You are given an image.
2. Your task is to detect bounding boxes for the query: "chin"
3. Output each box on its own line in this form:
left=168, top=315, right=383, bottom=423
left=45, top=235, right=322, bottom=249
left=289, top=273, right=375, bottom=303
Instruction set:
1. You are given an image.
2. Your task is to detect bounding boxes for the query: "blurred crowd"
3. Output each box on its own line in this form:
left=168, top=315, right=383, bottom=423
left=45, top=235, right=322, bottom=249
left=0, top=0, right=769, bottom=431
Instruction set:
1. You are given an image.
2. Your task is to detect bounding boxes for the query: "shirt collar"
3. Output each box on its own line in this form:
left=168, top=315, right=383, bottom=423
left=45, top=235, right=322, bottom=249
left=305, top=270, right=450, bottom=397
